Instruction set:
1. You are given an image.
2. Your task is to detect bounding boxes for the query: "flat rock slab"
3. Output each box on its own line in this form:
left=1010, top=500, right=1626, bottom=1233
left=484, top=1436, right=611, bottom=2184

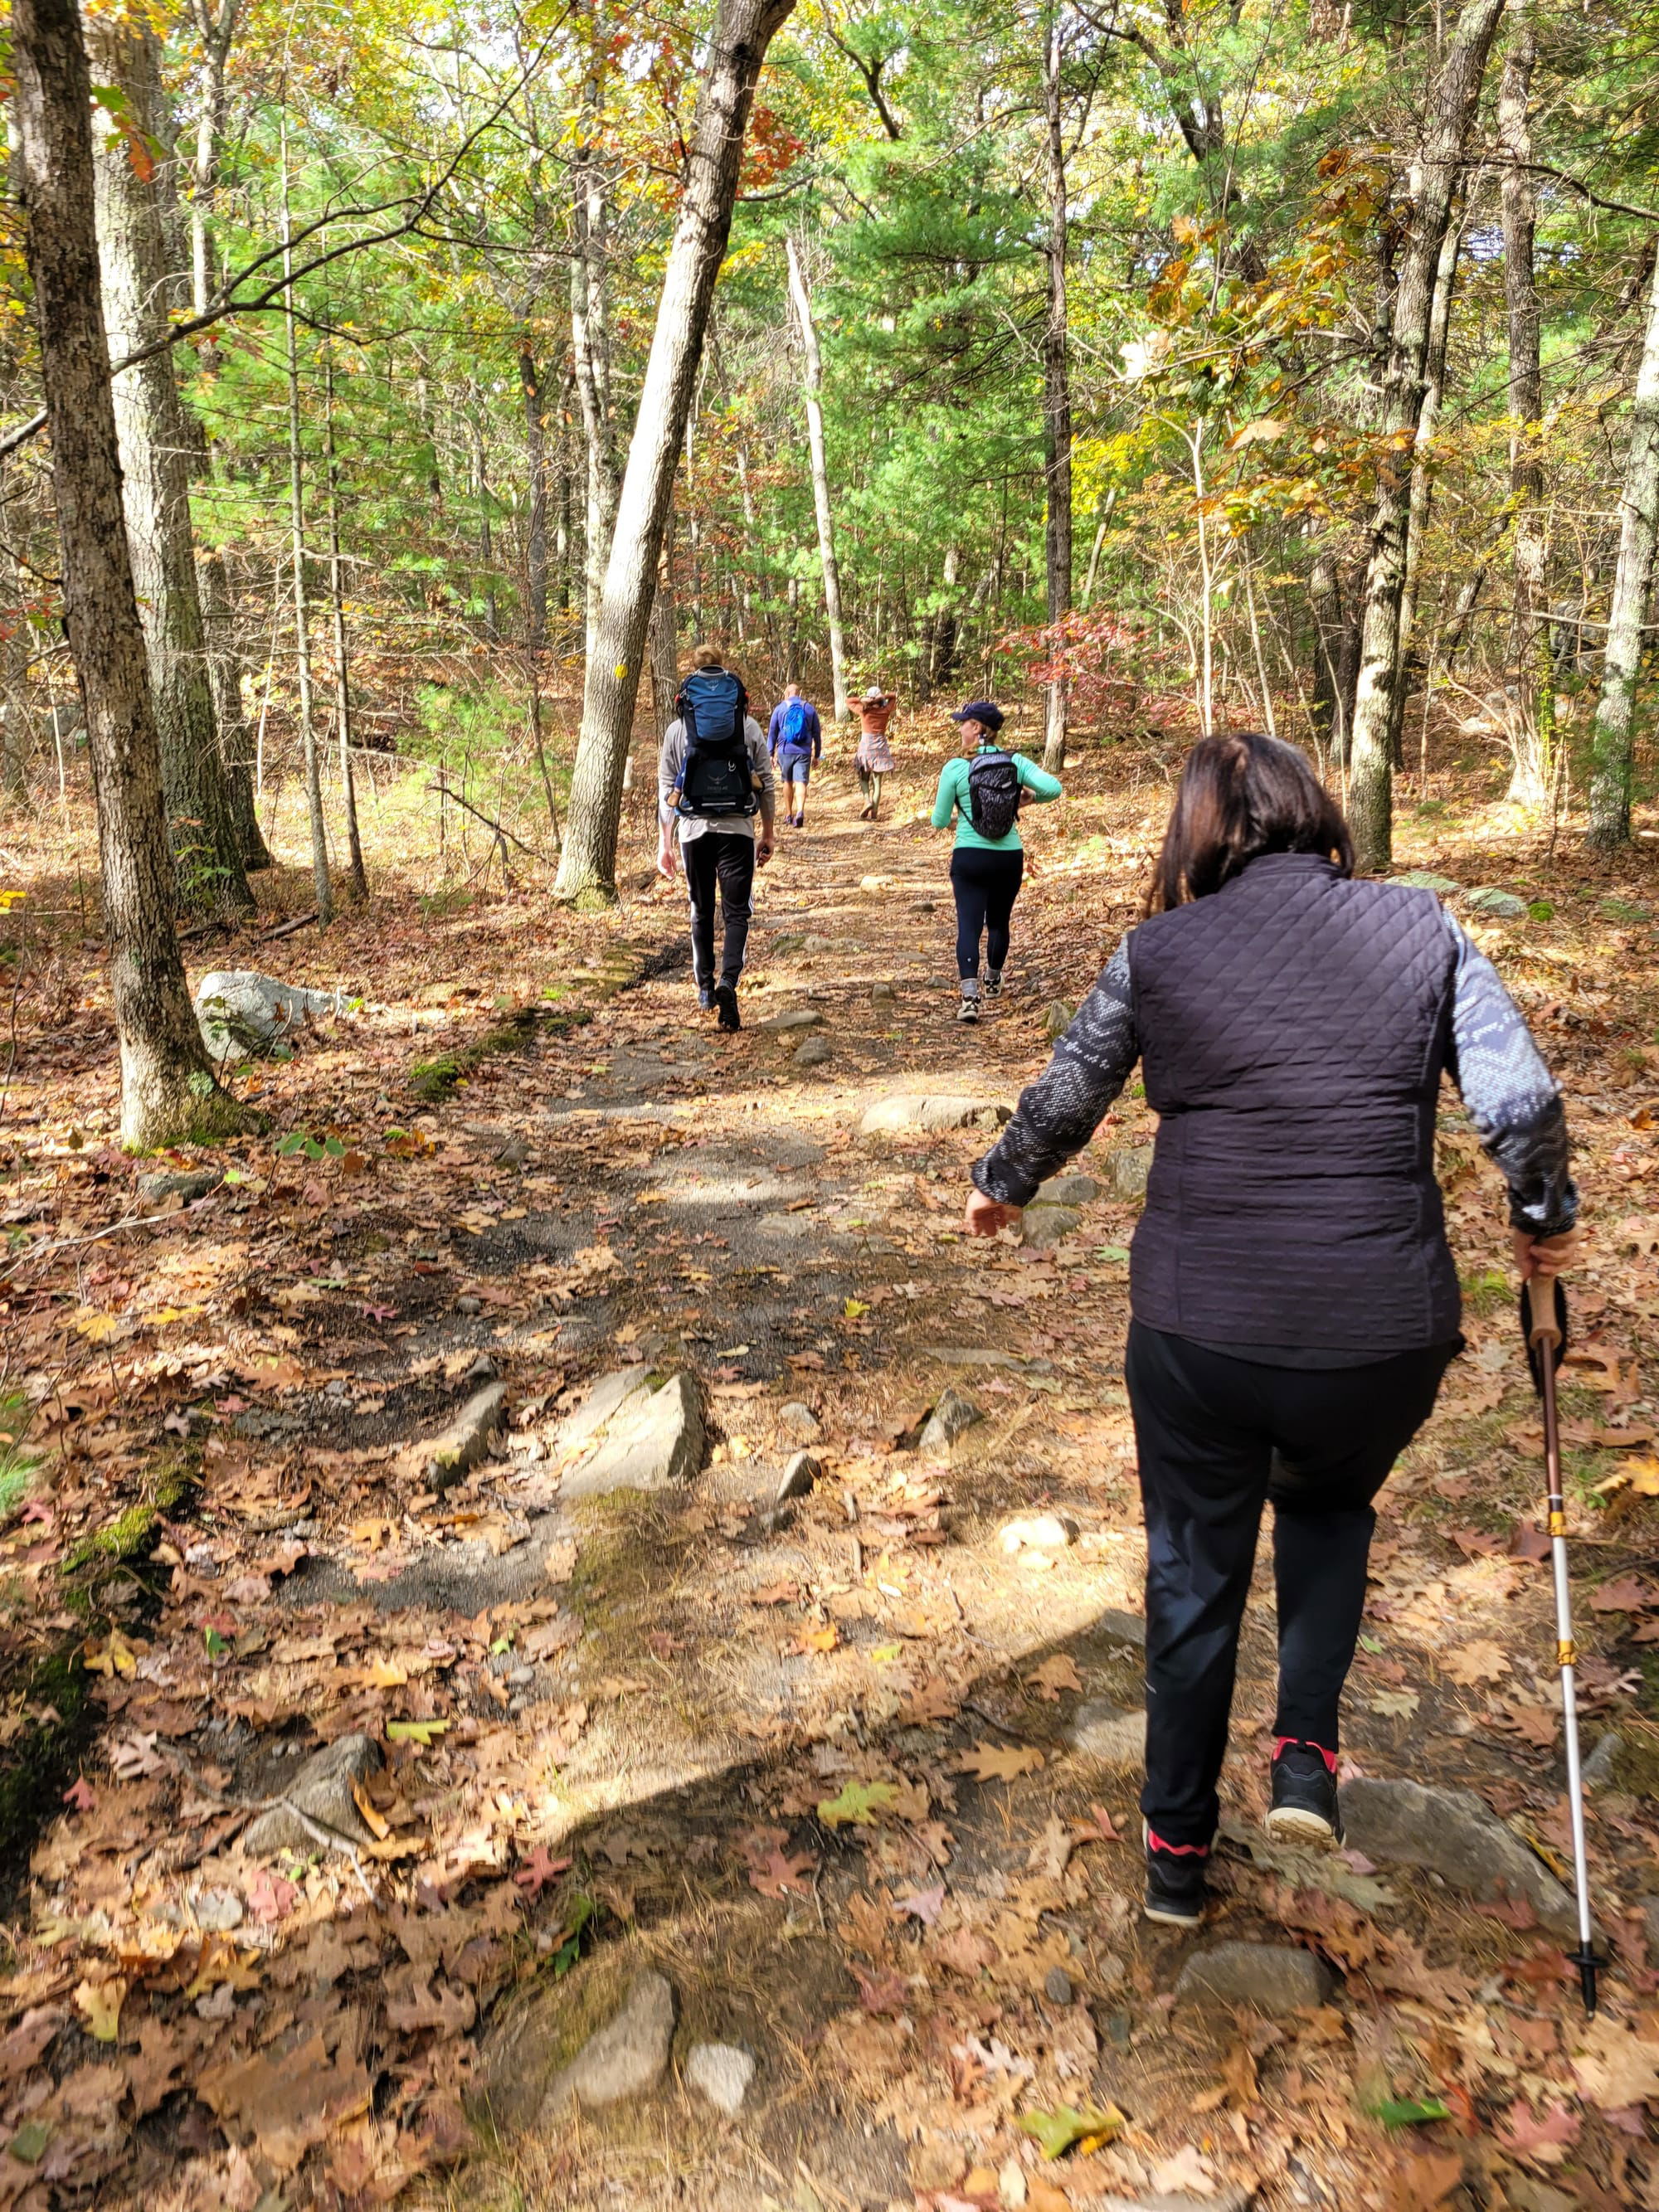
left=559, top=1371, right=704, bottom=1500
left=1394, top=870, right=1460, bottom=894
left=859, top=1094, right=1013, bottom=1135
left=242, top=1733, right=380, bottom=1855
left=427, top=1381, right=508, bottom=1487
left=685, top=2040, right=754, bottom=2116
left=1175, top=1941, right=1335, bottom=2015
left=1070, top=1703, right=1146, bottom=1765
left=138, top=1166, right=221, bottom=1206
left=1465, top=885, right=1527, bottom=917
left=1021, top=1203, right=1081, bottom=1250
left=1339, top=1777, right=1578, bottom=1934
left=540, top=1971, right=676, bottom=2117
left=757, top=1008, right=824, bottom=1032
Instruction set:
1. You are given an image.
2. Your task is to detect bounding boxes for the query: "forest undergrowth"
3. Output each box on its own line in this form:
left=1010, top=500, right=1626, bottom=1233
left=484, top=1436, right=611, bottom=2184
left=0, top=717, right=1657, bottom=2212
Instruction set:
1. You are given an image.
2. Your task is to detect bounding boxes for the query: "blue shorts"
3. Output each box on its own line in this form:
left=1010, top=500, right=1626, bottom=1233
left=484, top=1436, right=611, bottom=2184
left=777, top=752, right=812, bottom=785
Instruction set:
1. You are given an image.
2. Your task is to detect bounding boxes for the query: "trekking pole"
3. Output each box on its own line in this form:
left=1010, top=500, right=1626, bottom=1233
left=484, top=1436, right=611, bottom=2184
left=1521, top=1272, right=1603, bottom=2015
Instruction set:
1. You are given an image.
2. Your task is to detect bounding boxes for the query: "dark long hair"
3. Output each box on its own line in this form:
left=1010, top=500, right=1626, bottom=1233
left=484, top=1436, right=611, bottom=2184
left=1146, top=732, right=1354, bottom=915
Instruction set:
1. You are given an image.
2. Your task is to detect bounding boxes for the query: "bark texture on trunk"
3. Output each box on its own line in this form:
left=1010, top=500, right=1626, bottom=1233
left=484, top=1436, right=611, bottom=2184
left=1395, top=211, right=1463, bottom=765
left=1588, top=246, right=1659, bottom=850
left=785, top=234, right=849, bottom=723
left=88, top=13, right=251, bottom=914
left=649, top=529, right=679, bottom=723
left=1040, top=7, right=1073, bottom=773
left=1309, top=549, right=1345, bottom=753
left=553, top=0, right=799, bottom=903
left=1500, top=10, right=1554, bottom=807
left=282, top=149, right=333, bottom=925
left=1346, top=0, right=1506, bottom=869
left=13, top=0, right=237, bottom=1145
left=324, top=351, right=367, bottom=897
left=570, top=36, right=620, bottom=648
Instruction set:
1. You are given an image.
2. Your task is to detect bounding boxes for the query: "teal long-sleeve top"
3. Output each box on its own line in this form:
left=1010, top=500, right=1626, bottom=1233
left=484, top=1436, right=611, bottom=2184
left=930, top=746, right=1063, bottom=851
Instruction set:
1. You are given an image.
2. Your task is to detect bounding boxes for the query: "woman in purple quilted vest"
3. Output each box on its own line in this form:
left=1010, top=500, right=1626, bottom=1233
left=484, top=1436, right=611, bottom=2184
left=966, top=732, right=1579, bottom=1927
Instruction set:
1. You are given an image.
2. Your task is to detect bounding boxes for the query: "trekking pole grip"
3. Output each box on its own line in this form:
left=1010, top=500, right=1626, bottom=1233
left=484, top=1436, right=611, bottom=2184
left=1526, top=1273, right=1562, bottom=1347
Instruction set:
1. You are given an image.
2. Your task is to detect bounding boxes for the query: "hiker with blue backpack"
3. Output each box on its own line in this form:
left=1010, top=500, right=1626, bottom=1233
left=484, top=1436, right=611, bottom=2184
left=657, top=644, right=776, bottom=1031
left=930, top=700, right=1063, bottom=1023
left=766, top=683, right=822, bottom=829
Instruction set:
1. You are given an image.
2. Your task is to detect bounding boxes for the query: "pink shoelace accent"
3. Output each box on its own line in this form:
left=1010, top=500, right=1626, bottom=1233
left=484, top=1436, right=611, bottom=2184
left=1146, top=1829, right=1209, bottom=1858
left=1273, top=1737, right=1338, bottom=1773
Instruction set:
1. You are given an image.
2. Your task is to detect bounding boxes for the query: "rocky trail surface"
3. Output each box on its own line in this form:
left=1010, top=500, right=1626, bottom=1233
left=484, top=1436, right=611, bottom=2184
left=3, top=754, right=1659, bottom=2212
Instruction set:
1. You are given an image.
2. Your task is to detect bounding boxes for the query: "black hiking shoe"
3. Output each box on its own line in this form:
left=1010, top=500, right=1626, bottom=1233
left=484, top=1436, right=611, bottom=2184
left=714, top=982, right=741, bottom=1033
left=1266, top=1738, right=1342, bottom=1848
left=697, top=984, right=715, bottom=1014
left=984, top=970, right=1003, bottom=999
left=1143, top=1827, right=1209, bottom=1927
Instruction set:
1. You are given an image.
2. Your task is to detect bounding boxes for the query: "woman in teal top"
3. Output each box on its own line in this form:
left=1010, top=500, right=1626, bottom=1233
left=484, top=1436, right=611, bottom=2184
left=931, top=699, right=1063, bottom=1022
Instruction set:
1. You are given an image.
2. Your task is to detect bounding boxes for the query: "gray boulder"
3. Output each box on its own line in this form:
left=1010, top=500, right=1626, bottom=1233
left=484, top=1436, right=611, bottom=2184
left=1339, top=1777, right=1578, bottom=1934
left=1464, top=886, right=1527, bottom=919
left=1105, top=1145, right=1155, bottom=1202
left=859, top=1094, right=1013, bottom=1135
left=917, top=1388, right=982, bottom=1453
left=685, top=2040, right=754, bottom=2117
left=194, top=969, right=349, bottom=1060
left=539, top=1971, right=676, bottom=2117
left=1021, top=1203, right=1081, bottom=1251
left=138, top=1165, right=221, bottom=1206
left=1070, top=1703, right=1146, bottom=1766
left=242, top=1733, right=380, bottom=1855
left=1175, top=1941, right=1335, bottom=2016
left=794, top=1035, right=832, bottom=1069
left=427, top=1382, right=508, bottom=1488
left=558, top=1370, right=705, bottom=1500
left=1037, top=1171, right=1101, bottom=1206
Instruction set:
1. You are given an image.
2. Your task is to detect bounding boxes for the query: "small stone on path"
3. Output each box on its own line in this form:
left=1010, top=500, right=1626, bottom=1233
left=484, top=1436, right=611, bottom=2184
left=860, top=1093, right=1013, bottom=1135
left=776, top=1451, right=820, bottom=1503
left=685, top=2040, right=755, bottom=2117
left=1175, top=1941, right=1334, bottom=2016
left=242, top=1733, right=380, bottom=1855
left=1044, top=999, right=1076, bottom=1039
left=559, top=1370, right=705, bottom=1500
left=1043, top=1966, right=1073, bottom=2005
left=999, top=1512, right=1077, bottom=1554
left=758, top=1008, right=824, bottom=1033
left=794, top=1035, right=832, bottom=1068
left=1394, top=869, right=1460, bottom=893
left=871, top=981, right=896, bottom=1004
left=1036, top=1171, right=1100, bottom=1206
left=803, top=932, right=834, bottom=952
left=191, top=1886, right=244, bottom=1932
left=918, top=1388, right=982, bottom=1453
left=539, top=1970, right=676, bottom=2116
left=777, top=1401, right=823, bottom=1446
left=427, top=1381, right=508, bottom=1487
left=1105, top=1144, right=1155, bottom=1201
left=1070, top=1702, right=1145, bottom=1764
left=1580, top=1730, right=1621, bottom=1788
left=1339, top=1777, right=1578, bottom=1933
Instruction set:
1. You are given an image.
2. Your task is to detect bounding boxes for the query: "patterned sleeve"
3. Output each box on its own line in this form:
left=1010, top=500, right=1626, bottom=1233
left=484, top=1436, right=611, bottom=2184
left=972, top=936, right=1140, bottom=1206
left=1443, top=909, right=1578, bottom=1237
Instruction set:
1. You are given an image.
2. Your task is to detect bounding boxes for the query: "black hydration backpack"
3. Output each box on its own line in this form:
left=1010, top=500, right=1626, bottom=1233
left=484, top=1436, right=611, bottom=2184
left=674, top=668, right=757, bottom=818
left=966, top=750, right=1021, bottom=840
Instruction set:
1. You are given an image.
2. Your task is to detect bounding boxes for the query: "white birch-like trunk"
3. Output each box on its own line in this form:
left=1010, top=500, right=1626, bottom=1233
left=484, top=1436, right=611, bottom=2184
left=785, top=234, right=849, bottom=722
left=1588, top=246, right=1659, bottom=850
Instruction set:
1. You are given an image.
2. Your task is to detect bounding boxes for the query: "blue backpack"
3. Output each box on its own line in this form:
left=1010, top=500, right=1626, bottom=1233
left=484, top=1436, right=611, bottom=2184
left=777, top=696, right=810, bottom=751
left=674, top=668, right=757, bottom=818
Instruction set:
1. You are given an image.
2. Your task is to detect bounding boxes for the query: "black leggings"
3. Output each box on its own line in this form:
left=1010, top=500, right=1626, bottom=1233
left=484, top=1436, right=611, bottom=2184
left=1125, top=1322, right=1455, bottom=1847
left=950, top=846, right=1024, bottom=980
left=684, top=831, right=755, bottom=989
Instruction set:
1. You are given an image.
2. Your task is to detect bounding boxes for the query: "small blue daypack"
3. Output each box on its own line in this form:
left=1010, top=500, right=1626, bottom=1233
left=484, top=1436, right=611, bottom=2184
left=778, top=696, right=810, bottom=751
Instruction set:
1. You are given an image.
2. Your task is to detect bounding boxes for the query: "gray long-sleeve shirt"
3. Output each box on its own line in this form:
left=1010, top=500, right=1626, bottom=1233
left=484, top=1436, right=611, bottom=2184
left=974, top=907, right=1577, bottom=1240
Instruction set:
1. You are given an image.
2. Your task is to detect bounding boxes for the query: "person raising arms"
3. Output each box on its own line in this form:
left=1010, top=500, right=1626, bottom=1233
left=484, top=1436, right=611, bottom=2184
left=854, top=684, right=898, bottom=819
left=931, top=699, right=1062, bottom=1022
left=964, top=732, right=1578, bottom=1927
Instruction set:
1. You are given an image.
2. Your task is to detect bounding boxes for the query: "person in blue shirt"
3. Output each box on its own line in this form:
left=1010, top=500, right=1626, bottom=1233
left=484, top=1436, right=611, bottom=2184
left=930, top=700, right=1063, bottom=1021
left=766, top=683, right=823, bottom=830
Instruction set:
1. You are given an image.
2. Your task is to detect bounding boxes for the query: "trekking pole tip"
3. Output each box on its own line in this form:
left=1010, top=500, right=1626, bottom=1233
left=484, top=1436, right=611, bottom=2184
left=1570, top=1944, right=1602, bottom=2016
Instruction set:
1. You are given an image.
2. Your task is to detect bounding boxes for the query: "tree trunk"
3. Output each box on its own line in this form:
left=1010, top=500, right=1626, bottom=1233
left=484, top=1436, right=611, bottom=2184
left=324, top=348, right=367, bottom=897
left=649, top=529, right=679, bottom=722
left=1040, top=7, right=1073, bottom=773
left=784, top=233, right=849, bottom=722
left=1588, top=246, right=1659, bottom=850
left=570, top=40, right=620, bottom=648
left=553, top=0, right=798, bottom=902
left=1308, top=549, right=1345, bottom=753
left=1501, top=10, right=1554, bottom=806
left=87, top=12, right=251, bottom=916
left=1346, top=0, right=1506, bottom=869
left=13, top=0, right=240, bottom=1146
left=520, top=345, right=550, bottom=649
left=1395, top=211, right=1463, bottom=766
left=281, top=136, right=332, bottom=925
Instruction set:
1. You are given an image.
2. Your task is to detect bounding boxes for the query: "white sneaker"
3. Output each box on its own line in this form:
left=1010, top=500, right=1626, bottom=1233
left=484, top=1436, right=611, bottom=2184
left=957, top=992, right=980, bottom=1023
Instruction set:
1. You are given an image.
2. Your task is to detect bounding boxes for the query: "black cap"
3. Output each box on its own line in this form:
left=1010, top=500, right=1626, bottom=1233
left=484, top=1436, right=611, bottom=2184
left=951, top=699, right=1004, bottom=731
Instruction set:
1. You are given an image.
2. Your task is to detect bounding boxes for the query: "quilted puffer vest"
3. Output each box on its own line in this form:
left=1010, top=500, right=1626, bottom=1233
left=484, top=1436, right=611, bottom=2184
left=1126, top=853, right=1460, bottom=1353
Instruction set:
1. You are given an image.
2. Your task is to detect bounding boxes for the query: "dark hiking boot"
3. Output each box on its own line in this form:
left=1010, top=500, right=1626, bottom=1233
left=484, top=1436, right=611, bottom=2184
left=697, top=984, right=715, bottom=1014
left=1266, top=1739, right=1342, bottom=1848
left=714, top=982, right=742, bottom=1033
left=984, top=970, right=1004, bottom=998
left=1143, top=1827, right=1209, bottom=1927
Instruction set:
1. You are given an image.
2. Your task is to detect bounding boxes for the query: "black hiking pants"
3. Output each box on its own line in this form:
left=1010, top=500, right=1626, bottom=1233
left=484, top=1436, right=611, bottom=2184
left=684, top=830, right=755, bottom=990
left=1124, top=1322, right=1456, bottom=1847
left=950, top=846, right=1024, bottom=980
